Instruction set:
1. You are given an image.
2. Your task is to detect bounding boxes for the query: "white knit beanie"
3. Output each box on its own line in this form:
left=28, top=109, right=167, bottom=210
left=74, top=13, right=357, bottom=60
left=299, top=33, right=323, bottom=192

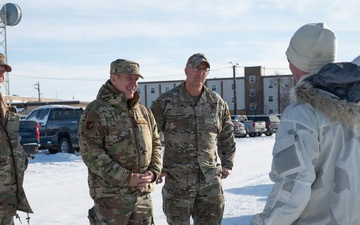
left=286, top=23, right=337, bottom=74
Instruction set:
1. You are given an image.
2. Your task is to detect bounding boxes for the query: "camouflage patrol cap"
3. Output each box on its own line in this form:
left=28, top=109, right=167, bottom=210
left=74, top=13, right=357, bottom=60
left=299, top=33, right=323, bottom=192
left=0, top=53, right=12, bottom=72
left=110, top=59, right=143, bottom=79
left=186, top=53, right=210, bottom=68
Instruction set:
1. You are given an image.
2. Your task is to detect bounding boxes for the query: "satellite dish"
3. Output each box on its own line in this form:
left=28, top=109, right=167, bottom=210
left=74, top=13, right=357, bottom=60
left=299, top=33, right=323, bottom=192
left=0, top=3, right=22, bottom=26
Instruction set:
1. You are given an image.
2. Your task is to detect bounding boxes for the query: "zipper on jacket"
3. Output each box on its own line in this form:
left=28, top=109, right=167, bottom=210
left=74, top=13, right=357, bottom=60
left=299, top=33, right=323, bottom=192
left=129, top=109, right=140, bottom=172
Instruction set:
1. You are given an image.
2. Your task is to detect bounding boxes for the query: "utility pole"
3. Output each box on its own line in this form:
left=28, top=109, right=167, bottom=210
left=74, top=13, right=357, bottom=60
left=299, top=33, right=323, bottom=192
left=34, top=82, right=40, bottom=101
left=230, top=62, right=239, bottom=115
left=0, top=5, right=9, bottom=103
left=277, top=74, right=281, bottom=114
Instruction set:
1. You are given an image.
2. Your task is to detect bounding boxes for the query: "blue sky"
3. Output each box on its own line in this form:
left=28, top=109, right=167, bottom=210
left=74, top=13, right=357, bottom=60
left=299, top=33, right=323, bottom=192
left=2, top=0, right=360, bottom=101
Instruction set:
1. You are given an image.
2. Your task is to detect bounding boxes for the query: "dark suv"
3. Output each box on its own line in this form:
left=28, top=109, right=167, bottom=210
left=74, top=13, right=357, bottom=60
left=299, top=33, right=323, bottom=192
left=247, top=115, right=280, bottom=136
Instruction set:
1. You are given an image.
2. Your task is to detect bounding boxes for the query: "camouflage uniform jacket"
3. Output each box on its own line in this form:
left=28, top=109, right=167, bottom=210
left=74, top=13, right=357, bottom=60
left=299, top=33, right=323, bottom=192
left=151, top=81, right=236, bottom=185
left=79, top=80, right=162, bottom=200
left=0, top=95, right=33, bottom=215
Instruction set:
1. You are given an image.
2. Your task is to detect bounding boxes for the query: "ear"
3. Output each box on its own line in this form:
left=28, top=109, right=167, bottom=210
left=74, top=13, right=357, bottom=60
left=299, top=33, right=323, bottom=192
left=110, top=73, right=117, bottom=83
left=184, top=67, right=190, bottom=76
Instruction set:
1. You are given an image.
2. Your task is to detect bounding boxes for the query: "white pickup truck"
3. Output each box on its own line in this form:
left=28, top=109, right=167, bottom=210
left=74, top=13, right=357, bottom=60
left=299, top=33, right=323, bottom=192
left=231, top=115, right=266, bottom=137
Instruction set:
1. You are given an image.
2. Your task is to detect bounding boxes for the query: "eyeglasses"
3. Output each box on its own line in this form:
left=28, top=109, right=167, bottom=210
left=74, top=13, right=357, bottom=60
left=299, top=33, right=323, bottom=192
left=191, top=67, right=210, bottom=73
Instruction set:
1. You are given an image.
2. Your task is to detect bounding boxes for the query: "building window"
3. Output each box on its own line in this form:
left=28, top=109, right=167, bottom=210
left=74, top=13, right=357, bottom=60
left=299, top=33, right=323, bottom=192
left=137, top=88, right=141, bottom=94
left=249, top=75, right=256, bottom=83
left=231, top=97, right=234, bottom=103
left=250, top=102, right=257, bottom=110
left=211, top=84, right=217, bottom=91
left=269, top=109, right=274, bottom=114
left=250, top=89, right=256, bottom=97
left=231, top=84, right=234, bottom=90
left=269, top=96, right=273, bottom=102
left=268, top=81, right=273, bottom=88
left=165, top=87, right=170, bottom=92
left=151, top=88, right=155, bottom=94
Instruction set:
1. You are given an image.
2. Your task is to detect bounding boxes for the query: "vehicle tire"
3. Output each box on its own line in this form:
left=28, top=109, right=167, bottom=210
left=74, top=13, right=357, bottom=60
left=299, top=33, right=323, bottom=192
left=59, top=137, right=74, bottom=153
left=265, top=133, right=273, bottom=136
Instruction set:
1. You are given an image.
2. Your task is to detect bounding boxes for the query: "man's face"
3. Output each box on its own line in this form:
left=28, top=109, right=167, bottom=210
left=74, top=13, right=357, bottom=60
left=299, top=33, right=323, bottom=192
left=184, top=62, right=210, bottom=87
left=288, top=61, right=306, bottom=82
left=0, top=65, right=5, bottom=88
left=110, top=73, right=140, bottom=99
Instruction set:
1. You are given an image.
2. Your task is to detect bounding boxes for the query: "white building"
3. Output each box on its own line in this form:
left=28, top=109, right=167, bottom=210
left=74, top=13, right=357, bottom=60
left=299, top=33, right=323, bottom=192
left=138, top=66, right=295, bottom=115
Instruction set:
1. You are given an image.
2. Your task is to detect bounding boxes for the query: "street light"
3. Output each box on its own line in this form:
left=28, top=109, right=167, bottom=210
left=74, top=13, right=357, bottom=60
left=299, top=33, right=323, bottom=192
left=229, top=62, right=239, bottom=115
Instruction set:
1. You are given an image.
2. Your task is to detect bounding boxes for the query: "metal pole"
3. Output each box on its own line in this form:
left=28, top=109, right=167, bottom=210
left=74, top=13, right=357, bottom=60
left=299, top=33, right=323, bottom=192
left=34, top=82, right=40, bottom=101
left=4, top=26, right=10, bottom=104
left=230, top=62, right=239, bottom=115
left=37, top=82, right=40, bottom=101
left=277, top=75, right=280, bottom=114
left=1, top=4, right=10, bottom=104
left=233, top=65, right=237, bottom=115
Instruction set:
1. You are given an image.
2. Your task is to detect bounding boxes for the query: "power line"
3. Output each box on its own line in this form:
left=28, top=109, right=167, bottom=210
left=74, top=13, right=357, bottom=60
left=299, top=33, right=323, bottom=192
left=11, top=74, right=104, bottom=81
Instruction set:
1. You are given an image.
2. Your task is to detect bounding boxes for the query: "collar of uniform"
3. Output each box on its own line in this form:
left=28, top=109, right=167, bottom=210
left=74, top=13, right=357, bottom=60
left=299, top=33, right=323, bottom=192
left=179, top=81, right=211, bottom=104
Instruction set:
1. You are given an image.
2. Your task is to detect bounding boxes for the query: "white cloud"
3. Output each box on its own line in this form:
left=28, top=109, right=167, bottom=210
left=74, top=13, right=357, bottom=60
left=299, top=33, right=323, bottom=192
left=1, top=0, right=359, bottom=100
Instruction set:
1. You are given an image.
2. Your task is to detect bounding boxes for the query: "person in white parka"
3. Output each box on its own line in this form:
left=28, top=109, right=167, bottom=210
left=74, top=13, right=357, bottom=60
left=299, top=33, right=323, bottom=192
left=250, top=22, right=360, bottom=225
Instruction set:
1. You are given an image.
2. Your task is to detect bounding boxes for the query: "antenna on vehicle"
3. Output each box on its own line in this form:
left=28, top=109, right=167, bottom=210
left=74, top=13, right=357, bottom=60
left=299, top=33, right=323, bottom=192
left=0, top=3, right=22, bottom=104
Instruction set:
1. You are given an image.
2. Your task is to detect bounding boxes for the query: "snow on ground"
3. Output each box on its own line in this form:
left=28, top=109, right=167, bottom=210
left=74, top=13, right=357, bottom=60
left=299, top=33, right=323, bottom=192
left=15, top=136, right=275, bottom=225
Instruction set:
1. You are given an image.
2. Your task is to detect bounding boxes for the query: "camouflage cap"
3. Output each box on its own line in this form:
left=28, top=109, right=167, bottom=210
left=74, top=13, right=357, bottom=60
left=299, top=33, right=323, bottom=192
left=186, top=53, right=210, bottom=68
left=0, top=53, right=12, bottom=72
left=110, top=59, right=143, bottom=79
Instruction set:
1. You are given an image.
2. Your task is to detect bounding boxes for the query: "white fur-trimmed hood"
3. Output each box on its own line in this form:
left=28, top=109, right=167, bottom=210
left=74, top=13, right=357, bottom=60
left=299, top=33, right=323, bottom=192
left=290, top=62, right=360, bottom=126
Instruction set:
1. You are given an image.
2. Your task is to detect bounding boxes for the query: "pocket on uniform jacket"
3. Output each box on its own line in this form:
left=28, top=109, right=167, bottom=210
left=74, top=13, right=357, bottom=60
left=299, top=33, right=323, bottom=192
left=107, top=120, right=130, bottom=143
left=134, top=119, right=152, bottom=150
left=0, top=129, right=9, bottom=166
left=204, top=112, right=221, bottom=134
left=201, top=162, right=222, bottom=183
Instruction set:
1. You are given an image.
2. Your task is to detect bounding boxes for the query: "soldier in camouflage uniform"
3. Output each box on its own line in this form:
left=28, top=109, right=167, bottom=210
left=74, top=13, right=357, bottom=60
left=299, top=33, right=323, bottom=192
left=0, top=54, right=33, bottom=224
left=78, top=59, right=162, bottom=225
left=151, top=53, right=236, bottom=225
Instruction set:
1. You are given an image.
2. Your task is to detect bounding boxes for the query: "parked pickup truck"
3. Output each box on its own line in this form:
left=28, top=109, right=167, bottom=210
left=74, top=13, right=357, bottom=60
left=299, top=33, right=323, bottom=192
left=247, top=115, right=280, bottom=136
left=231, top=115, right=266, bottom=137
left=230, top=118, right=247, bottom=138
left=19, top=120, right=40, bottom=156
left=19, top=105, right=84, bottom=154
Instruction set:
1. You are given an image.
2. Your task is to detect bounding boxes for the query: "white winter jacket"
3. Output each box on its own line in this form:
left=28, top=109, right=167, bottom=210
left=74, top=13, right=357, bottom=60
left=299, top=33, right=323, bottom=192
left=250, top=62, right=360, bottom=225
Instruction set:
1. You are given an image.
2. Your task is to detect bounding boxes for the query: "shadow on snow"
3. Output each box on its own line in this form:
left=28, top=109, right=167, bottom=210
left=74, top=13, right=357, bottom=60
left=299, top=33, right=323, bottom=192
left=225, top=184, right=272, bottom=199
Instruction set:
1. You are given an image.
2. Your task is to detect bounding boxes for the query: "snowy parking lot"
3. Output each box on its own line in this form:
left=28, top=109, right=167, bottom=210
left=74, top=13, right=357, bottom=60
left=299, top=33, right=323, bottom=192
left=16, top=136, right=275, bottom=225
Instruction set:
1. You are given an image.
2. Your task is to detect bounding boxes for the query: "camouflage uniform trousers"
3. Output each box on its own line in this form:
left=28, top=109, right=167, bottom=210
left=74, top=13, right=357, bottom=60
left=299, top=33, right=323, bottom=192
left=88, top=192, right=154, bottom=225
left=162, top=170, right=224, bottom=225
left=0, top=211, right=14, bottom=225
